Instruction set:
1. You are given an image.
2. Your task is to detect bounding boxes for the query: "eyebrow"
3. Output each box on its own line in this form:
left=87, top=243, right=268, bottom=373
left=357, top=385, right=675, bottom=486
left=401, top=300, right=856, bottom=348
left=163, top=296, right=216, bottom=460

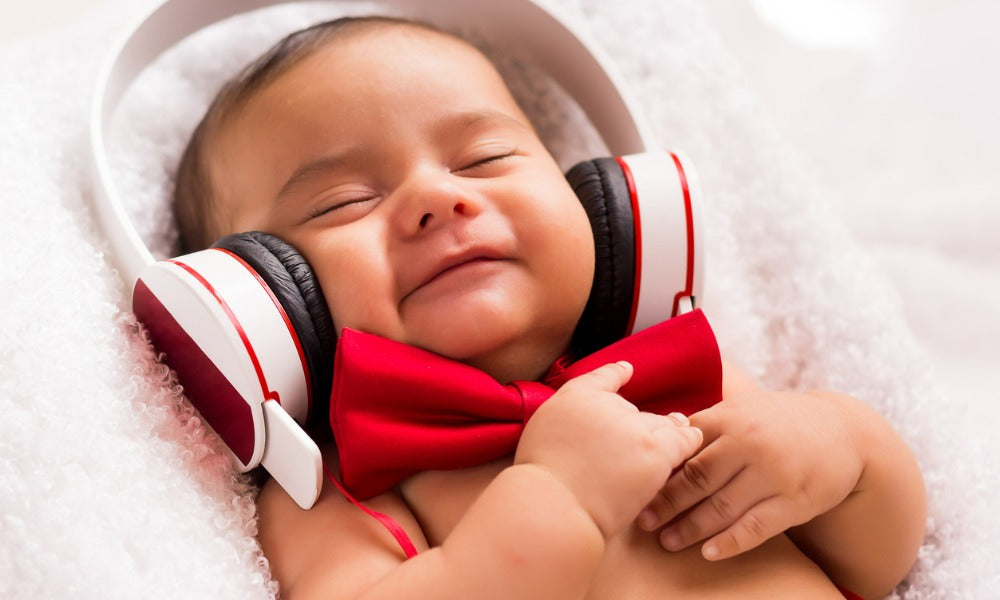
left=277, top=147, right=362, bottom=200
left=445, top=110, right=532, bottom=136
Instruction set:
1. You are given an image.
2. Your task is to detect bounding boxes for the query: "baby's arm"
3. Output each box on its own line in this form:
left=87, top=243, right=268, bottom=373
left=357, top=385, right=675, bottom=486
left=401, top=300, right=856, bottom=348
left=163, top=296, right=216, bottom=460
left=258, top=362, right=702, bottom=599
left=638, top=362, right=925, bottom=598
left=783, top=389, right=926, bottom=598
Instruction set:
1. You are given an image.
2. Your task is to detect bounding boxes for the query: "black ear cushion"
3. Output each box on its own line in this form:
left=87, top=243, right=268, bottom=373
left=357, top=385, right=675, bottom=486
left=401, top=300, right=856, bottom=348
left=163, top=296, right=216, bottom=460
left=212, top=232, right=336, bottom=440
left=565, top=158, right=636, bottom=357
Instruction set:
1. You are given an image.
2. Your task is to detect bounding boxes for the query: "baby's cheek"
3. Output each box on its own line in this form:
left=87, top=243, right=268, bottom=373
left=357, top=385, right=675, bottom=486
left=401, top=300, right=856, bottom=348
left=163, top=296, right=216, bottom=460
left=290, top=230, right=375, bottom=318
left=321, top=263, right=401, bottom=338
left=533, top=205, right=594, bottom=287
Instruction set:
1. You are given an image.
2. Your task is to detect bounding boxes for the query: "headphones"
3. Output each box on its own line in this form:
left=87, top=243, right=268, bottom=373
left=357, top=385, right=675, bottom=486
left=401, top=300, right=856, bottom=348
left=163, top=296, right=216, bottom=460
left=89, top=0, right=705, bottom=510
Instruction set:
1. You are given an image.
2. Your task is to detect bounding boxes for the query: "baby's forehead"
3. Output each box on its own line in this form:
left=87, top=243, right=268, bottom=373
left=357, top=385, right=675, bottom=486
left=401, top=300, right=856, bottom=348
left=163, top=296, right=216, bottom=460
left=227, top=26, right=482, bottom=118
left=304, top=20, right=498, bottom=76
left=212, top=16, right=604, bottom=172
left=303, top=19, right=481, bottom=59
left=239, top=23, right=519, bottom=119
left=204, top=19, right=531, bottom=205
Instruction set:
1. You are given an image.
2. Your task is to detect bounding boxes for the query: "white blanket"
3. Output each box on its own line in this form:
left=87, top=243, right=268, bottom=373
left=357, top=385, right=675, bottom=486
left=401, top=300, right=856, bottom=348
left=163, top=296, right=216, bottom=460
left=1, top=1, right=997, bottom=597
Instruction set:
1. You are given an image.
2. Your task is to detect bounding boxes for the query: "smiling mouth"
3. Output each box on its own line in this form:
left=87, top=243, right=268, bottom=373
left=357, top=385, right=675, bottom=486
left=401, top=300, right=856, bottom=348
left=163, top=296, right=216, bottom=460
left=403, top=256, right=505, bottom=303
left=426, top=257, right=497, bottom=285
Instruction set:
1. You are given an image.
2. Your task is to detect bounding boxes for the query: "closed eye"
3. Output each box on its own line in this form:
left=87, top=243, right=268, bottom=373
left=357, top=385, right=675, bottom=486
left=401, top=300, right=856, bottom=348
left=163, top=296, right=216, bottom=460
left=306, top=194, right=379, bottom=222
left=455, top=148, right=518, bottom=173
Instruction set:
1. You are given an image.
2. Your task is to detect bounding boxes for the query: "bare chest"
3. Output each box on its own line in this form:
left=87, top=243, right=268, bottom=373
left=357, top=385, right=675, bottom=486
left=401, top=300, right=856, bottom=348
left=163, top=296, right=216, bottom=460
left=398, top=461, right=844, bottom=599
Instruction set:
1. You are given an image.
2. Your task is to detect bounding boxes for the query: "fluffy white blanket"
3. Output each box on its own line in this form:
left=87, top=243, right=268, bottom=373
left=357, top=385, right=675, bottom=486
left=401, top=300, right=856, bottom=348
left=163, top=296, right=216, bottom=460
left=1, top=1, right=997, bottom=598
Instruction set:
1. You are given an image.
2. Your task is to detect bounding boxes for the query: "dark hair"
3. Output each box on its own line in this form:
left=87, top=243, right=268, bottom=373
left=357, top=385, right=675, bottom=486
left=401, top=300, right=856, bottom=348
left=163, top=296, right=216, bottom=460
left=172, top=16, right=440, bottom=253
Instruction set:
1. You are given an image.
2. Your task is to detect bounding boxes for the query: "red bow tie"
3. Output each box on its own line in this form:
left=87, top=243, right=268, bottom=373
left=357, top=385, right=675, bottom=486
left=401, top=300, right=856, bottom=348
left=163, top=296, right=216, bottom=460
left=329, top=309, right=722, bottom=500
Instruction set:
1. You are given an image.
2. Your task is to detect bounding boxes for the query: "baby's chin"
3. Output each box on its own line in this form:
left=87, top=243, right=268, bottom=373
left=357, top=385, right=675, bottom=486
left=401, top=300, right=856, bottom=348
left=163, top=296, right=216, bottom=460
left=395, top=284, right=577, bottom=381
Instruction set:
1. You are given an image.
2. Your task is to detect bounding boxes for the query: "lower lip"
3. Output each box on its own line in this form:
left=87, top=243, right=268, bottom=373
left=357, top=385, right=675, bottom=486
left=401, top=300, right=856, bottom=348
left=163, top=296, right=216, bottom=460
left=414, top=258, right=505, bottom=295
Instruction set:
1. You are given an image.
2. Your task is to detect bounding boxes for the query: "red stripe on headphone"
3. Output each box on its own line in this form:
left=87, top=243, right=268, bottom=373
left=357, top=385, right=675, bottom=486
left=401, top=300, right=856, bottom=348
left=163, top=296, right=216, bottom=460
left=167, top=257, right=283, bottom=409
left=669, top=152, right=695, bottom=317
left=614, top=156, right=642, bottom=335
left=212, top=249, right=313, bottom=412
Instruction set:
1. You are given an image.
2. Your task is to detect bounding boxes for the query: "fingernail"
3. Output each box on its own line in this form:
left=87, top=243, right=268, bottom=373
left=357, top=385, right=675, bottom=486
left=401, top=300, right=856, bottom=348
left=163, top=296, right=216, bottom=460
left=638, top=509, right=657, bottom=530
left=703, top=542, right=720, bottom=560
left=667, top=412, right=689, bottom=426
left=661, top=529, right=682, bottom=550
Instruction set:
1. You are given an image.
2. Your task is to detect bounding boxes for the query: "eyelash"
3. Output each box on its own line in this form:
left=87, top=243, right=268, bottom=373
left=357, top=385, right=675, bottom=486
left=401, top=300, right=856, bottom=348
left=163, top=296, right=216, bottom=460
left=459, top=148, right=517, bottom=172
left=307, top=195, right=377, bottom=220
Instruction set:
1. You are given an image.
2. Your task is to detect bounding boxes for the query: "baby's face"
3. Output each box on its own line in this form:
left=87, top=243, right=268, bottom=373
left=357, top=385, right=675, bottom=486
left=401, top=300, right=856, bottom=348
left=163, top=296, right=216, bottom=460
left=208, top=25, right=595, bottom=382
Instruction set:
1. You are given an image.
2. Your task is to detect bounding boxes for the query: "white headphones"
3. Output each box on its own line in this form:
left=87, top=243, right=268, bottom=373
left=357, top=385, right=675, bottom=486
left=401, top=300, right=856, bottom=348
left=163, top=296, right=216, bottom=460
left=89, top=0, right=705, bottom=509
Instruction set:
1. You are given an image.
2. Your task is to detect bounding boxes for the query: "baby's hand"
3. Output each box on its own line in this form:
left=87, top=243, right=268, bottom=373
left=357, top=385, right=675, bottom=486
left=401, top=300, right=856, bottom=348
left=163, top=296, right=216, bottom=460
left=637, top=390, right=864, bottom=560
left=515, top=361, right=703, bottom=538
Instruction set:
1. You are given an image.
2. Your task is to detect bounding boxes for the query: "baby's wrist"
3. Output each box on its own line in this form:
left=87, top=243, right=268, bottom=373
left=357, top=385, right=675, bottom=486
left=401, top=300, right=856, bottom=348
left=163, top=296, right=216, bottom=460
left=804, top=390, right=873, bottom=488
left=504, top=463, right=608, bottom=544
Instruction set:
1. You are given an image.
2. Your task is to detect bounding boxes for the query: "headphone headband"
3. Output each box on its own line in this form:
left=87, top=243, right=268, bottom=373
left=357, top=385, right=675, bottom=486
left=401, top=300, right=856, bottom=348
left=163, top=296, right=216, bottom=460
left=88, top=0, right=655, bottom=287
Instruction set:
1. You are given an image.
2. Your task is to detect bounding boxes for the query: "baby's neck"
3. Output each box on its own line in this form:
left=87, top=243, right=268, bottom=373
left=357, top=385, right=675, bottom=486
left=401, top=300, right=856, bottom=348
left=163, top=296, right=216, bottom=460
left=463, top=338, right=572, bottom=384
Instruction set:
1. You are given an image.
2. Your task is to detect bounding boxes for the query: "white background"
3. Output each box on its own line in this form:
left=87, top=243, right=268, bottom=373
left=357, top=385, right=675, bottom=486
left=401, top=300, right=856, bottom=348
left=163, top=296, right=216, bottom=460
left=705, top=0, right=1000, bottom=406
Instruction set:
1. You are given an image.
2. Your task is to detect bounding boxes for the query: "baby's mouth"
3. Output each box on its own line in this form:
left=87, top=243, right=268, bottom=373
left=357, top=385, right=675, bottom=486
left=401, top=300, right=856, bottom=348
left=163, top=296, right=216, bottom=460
left=422, top=257, right=497, bottom=286
left=402, top=248, right=508, bottom=303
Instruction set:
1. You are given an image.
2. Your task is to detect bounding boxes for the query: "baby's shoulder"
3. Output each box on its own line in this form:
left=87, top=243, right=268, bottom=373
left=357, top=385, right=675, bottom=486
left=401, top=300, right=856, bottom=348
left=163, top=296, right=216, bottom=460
left=256, top=461, right=427, bottom=596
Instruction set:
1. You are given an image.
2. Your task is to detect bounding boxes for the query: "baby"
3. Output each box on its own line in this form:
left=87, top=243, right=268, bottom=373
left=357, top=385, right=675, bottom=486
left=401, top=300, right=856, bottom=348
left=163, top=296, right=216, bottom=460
left=172, top=16, right=925, bottom=599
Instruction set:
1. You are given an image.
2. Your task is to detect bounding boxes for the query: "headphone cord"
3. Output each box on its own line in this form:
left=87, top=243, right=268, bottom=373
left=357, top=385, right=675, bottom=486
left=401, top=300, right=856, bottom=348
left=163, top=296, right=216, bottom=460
left=321, top=460, right=418, bottom=559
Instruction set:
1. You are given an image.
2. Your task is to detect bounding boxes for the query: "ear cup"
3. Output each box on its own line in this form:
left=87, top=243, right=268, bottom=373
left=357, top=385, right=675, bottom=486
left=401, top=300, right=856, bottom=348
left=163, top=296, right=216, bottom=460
left=212, top=231, right=336, bottom=439
left=565, top=158, right=637, bottom=356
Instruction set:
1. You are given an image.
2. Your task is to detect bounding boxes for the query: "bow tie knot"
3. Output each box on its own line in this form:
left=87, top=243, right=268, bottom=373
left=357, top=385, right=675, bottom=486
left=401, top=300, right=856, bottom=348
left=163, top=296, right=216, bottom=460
left=510, top=380, right=555, bottom=422
left=330, top=309, right=723, bottom=500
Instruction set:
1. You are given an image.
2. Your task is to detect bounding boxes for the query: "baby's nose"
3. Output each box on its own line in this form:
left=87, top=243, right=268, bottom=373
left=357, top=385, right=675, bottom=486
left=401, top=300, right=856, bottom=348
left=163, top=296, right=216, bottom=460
left=418, top=200, right=468, bottom=229
left=395, top=173, right=480, bottom=236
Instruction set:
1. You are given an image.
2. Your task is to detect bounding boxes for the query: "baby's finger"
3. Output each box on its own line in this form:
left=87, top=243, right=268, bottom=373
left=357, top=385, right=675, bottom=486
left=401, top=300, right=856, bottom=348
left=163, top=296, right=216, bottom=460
left=698, top=496, right=799, bottom=561
left=645, top=413, right=704, bottom=467
left=638, top=435, right=744, bottom=530
left=687, top=403, right=728, bottom=447
left=564, top=360, right=634, bottom=393
left=656, top=469, right=774, bottom=551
